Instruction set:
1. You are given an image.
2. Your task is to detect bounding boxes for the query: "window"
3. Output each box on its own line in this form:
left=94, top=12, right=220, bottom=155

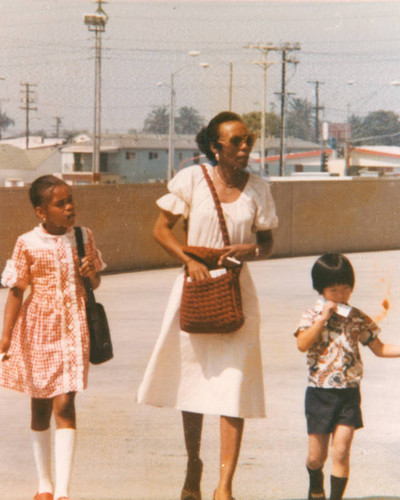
left=126, top=151, right=136, bottom=160
left=178, top=152, right=183, bottom=160
left=193, top=152, right=200, bottom=164
left=149, top=152, right=159, bottom=160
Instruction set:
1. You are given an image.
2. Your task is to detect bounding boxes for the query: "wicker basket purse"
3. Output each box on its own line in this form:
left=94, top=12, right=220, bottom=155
left=179, top=164, right=244, bottom=334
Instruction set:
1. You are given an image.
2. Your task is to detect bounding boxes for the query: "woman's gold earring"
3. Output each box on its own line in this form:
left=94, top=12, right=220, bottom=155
left=215, top=153, right=220, bottom=162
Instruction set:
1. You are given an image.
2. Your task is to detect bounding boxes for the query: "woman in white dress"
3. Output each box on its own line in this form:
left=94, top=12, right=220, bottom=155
left=137, top=112, right=278, bottom=500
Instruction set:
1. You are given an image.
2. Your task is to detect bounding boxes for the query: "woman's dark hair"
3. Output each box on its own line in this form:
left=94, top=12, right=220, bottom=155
left=311, top=253, right=355, bottom=294
left=29, top=175, right=69, bottom=208
left=196, top=111, right=243, bottom=162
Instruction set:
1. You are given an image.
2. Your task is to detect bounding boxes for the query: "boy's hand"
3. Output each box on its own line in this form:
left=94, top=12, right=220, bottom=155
left=321, top=301, right=337, bottom=322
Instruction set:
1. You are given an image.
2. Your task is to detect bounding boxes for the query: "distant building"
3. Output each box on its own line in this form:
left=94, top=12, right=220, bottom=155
left=328, top=123, right=349, bottom=143
left=249, top=136, right=326, bottom=176
left=60, top=133, right=201, bottom=183
left=0, top=143, right=62, bottom=187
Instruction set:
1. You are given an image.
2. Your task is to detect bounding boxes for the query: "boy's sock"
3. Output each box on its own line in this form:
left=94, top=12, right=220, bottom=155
left=307, top=466, right=326, bottom=499
left=54, top=428, right=76, bottom=499
left=330, top=475, right=348, bottom=500
left=31, top=428, right=53, bottom=494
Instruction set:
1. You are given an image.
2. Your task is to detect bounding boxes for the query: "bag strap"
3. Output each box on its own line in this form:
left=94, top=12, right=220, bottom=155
left=74, top=226, right=96, bottom=306
left=200, top=164, right=231, bottom=246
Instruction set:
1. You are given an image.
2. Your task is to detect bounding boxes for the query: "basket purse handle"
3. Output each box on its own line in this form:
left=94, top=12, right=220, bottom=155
left=200, top=164, right=231, bottom=247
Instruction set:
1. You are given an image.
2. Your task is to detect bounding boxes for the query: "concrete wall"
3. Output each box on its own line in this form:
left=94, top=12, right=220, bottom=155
left=1, top=178, right=400, bottom=275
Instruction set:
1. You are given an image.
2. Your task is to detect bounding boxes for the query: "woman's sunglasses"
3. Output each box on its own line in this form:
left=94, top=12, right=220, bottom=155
left=218, top=133, right=256, bottom=149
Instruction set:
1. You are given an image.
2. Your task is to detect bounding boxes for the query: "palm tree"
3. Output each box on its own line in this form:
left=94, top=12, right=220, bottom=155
left=285, top=98, right=314, bottom=141
left=0, top=111, right=15, bottom=139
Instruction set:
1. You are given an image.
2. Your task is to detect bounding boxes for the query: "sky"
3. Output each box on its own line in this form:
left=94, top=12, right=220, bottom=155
left=1, top=0, right=400, bottom=137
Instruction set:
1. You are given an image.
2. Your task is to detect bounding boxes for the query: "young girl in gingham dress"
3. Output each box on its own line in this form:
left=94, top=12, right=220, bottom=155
left=0, top=175, right=105, bottom=500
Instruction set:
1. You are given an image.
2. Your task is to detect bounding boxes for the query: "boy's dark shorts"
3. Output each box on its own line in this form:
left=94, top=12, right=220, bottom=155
left=305, top=386, right=363, bottom=434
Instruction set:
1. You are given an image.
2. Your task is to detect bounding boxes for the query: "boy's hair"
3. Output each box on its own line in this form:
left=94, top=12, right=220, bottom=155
left=311, top=253, right=355, bottom=294
left=29, top=175, right=68, bottom=208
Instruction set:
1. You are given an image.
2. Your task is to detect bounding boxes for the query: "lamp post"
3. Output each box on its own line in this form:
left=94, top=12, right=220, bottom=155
left=158, top=54, right=208, bottom=181
left=84, top=0, right=108, bottom=183
left=345, top=80, right=356, bottom=176
left=248, top=44, right=278, bottom=175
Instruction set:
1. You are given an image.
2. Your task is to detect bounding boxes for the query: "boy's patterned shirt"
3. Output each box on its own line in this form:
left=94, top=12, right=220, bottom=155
left=295, top=298, right=380, bottom=388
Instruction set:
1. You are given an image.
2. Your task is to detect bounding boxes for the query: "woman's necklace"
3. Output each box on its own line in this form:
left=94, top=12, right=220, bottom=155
left=214, top=166, right=241, bottom=194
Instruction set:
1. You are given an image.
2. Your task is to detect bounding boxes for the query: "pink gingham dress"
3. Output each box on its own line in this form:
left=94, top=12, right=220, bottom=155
left=0, top=225, right=105, bottom=399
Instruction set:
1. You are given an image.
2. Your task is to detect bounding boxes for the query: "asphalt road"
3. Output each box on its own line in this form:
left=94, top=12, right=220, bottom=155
left=1, top=251, right=400, bottom=500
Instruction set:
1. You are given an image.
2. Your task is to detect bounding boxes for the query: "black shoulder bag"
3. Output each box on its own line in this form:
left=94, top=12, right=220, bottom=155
left=74, top=226, right=113, bottom=365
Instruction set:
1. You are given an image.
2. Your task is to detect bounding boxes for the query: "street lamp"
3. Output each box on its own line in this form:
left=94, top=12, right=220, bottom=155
left=345, top=80, right=356, bottom=175
left=158, top=53, right=208, bottom=181
left=83, top=0, right=108, bottom=183
left=249, top=49, right=277, bottom=175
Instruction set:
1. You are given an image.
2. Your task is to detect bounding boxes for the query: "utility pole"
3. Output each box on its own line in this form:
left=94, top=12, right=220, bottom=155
left=20, top=82, right=37, bottom=150
left=246, top=43, right=280, bottom=175
left=276, top=43, right=300, bottom=176
left=53, top=116, right=62, bottom=137
left=84, top=0, right=108, bottom=183
left=228, top=62, right=233, bottom=111
left=308, top=80, right=325, bottom=143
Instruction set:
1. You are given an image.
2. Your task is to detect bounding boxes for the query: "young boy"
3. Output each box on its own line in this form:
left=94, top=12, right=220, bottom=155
left=295, top=253, right=400, bottom=500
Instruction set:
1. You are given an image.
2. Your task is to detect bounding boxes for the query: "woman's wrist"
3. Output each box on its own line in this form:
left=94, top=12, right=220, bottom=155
left=182, top=255, right=192, bottom=266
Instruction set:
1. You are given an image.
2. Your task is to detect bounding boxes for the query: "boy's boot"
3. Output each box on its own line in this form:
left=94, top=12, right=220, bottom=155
left=307, top=466, right=326, bottom=500
left=330, top=475, right=348, bottom=500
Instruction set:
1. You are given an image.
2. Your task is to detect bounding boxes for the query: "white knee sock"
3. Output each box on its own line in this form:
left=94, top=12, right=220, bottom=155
left=31, top=428, right=53, bottom=494
left=54, top=428, right=76, bottom=499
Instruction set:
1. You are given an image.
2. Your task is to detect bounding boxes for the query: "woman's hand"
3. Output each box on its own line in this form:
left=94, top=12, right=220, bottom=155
left=186, top=258, right=211, bottom=281
left=218, top=244, right=256, bottom=266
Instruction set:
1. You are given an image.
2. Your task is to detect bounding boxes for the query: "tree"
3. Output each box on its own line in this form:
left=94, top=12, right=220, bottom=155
left=143, top=105, right=204, bottom=134
left=242, top=111, right=280, bottom=137
left=175, top=106, right=204, bottom=134
left=0, top=111, right=15, bottom=139
left=350, top=110, right=400, bottom=145
left=285, top=98, right=314, bottom=141
left=143, top=105, right=169, bottom=134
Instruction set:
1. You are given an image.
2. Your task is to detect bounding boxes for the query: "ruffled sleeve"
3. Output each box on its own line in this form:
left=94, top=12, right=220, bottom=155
left=1, top=237, right=30, bottom=290
left=156, top=166, right=196, bottom=218
left=251, top=177, right=278, bottom=231
left=83, top=227, right=106, bottom=272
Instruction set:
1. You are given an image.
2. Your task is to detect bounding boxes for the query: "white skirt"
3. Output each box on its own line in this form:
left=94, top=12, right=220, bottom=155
left=137, top=263, right=266, bottom=418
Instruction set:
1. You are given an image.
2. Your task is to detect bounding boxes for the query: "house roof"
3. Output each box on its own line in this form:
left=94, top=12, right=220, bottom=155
left=61, top=133, right=320, bottom=155
left=0, top=144, right=57, bottom=171
left=352, top=146, right=400, bottom=159
left=0, top=136, right=66, bottom=149
left=63, top=133, right=198, bottom=153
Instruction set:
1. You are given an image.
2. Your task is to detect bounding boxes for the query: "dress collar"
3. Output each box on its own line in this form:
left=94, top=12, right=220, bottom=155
left=34, top=223, right=74, bottom=240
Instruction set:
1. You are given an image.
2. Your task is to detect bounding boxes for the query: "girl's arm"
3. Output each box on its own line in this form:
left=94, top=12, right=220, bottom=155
left=296, top=301, right=337, bottom=352
left=368, top=337, right=400, bottom=357
left=153, top=209, right=210, bottom=282
left=0, top=287, right=24, bottom=354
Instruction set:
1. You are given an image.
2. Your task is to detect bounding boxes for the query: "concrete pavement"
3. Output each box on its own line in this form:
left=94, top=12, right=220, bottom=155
left=1, top=251, right=400, bottom=499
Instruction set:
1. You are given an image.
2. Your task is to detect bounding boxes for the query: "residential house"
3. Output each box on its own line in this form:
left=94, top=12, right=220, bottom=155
left=0, top=136, right=64, bottom=186
left=61, top=133, right=201, bottom=183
